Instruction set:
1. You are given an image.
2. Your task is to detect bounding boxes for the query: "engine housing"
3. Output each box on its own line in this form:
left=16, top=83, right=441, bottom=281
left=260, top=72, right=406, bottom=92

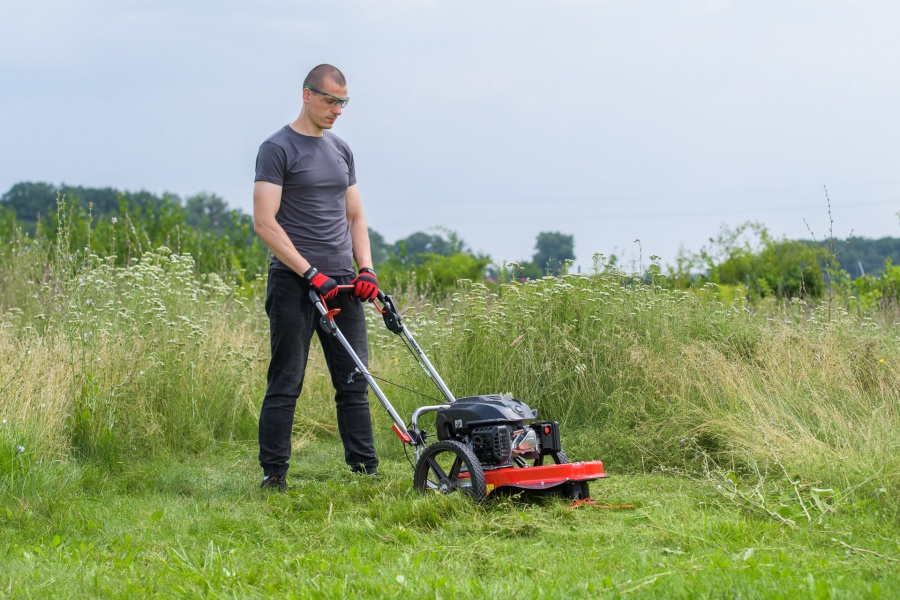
left=435, top=395, right=538, bottom=466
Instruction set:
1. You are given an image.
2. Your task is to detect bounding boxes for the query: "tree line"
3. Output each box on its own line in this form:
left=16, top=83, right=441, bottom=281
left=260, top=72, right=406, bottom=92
left=2, top=181, right=897, bottom=304
left=0, top=181, right=576, bottom=295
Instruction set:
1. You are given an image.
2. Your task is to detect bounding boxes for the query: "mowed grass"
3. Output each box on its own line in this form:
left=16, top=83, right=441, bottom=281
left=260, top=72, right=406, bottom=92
left=1, top=435, right=897, bottom=599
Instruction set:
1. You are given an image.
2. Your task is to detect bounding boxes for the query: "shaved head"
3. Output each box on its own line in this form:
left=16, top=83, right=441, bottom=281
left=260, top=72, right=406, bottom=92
left=303, top=64, right=346, bottom=89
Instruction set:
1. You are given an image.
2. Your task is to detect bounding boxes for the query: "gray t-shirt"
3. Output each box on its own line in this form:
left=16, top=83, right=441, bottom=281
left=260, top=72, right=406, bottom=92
left=255, top=125, right=357, bottom=276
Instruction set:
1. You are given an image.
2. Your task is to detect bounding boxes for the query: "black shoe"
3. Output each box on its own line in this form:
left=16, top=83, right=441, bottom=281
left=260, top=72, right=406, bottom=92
left=351, top=465, right=379, bottom=477
left=261, top=474, right=287, bottom=491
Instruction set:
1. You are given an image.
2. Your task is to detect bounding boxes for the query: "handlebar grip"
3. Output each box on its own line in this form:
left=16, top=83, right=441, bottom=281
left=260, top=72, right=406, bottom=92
left=309, top=286, right=390, bottom=313
left=309, top=285, right=357, bottom=305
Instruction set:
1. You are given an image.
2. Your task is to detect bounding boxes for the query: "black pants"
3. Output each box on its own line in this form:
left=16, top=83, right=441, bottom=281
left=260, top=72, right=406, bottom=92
left=258, top=267, right=378, bottom=477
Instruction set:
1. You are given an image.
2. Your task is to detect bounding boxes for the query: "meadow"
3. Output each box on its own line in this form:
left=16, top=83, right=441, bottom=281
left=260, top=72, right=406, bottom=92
left=1, top=210, right=899, bottom=598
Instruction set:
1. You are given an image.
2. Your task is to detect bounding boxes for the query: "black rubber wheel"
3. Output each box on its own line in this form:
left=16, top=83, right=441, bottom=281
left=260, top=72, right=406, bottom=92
left=414, top=440, right=487, bottom=502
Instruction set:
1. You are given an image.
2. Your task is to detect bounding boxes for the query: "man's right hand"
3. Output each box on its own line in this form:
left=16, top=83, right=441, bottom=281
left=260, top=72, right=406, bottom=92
left=303, top=267, right=339, bottom=300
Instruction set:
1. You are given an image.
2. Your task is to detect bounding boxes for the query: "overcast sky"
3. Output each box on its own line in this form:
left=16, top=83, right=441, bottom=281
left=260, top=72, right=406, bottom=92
left=2, top=0, right=898, bottom=271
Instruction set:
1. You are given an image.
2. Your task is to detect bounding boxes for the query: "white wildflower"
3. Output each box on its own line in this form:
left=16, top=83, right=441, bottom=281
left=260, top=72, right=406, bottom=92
left=16, top=446, right=25, bottom=453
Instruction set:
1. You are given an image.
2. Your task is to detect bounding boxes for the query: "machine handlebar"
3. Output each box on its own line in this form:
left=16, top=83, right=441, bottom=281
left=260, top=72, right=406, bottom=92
left=309, top=286, right=400, bottom=335
left=308, top=285, right=386, bottom=305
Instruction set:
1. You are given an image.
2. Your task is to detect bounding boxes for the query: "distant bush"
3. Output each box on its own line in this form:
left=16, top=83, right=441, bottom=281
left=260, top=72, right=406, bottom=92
left=852, top=259, right=900, bottom=311
left=374, top=227, right=491, bottom=298
left=379, top=251, right=491, bottom=298
left=671, top=222, right=826, bottom=300
left=714, top=238, right=826, bottom=298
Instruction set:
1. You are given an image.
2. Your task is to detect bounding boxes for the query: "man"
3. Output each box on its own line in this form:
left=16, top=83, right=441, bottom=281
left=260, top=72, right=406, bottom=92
left=253, top=64, right=381, bottom=491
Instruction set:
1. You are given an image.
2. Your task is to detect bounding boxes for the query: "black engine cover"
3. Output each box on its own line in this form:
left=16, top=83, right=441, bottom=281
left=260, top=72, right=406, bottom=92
left=434, top=395, right=538, bottom=441
left=471, top=426, right=513, bottom=464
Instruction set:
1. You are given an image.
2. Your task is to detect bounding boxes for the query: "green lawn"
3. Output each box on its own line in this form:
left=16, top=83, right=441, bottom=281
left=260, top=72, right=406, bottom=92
left=2, top=435, right=897, bottom=599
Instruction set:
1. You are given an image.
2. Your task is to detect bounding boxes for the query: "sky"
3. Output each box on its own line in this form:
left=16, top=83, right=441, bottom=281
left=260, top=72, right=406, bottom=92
left=2, top=0, right=899, bottom=271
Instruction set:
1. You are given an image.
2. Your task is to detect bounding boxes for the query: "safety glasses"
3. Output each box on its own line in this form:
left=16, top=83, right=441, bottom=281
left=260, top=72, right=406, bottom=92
left=304, top=85, right=349, bottom=108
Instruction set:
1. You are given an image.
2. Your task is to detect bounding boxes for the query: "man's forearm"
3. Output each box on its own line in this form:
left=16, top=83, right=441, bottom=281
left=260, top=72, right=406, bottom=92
left=254, top=218, right=311, bottom=276
left=349, top=216, right=373, bottom=271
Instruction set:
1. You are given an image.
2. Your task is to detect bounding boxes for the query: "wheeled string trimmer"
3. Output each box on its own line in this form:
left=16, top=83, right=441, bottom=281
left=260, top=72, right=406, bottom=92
left=312, top=286, right=607, bottom=502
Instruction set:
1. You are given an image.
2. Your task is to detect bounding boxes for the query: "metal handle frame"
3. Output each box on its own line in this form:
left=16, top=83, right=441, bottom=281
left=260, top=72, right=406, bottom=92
left=309, top=286, right=455, bottom=461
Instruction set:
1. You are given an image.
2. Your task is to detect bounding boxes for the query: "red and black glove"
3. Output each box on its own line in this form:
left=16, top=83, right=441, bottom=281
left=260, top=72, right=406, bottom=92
left=351, top=267, right=379, bottom=302
left=303, top=266, right=338, bottom=300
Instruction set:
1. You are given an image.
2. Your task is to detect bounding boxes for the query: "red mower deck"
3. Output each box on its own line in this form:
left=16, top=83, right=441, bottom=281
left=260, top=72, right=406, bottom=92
left=468, top=461, right=608, bottom=499
left=483, top=461, right=607, bottom=490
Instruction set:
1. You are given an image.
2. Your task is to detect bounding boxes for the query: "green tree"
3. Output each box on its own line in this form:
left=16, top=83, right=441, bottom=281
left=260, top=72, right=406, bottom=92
left=185, top=192, right=229, bottom=231
left=1, top=181, right=183, bottom=228
left=368, top=228, right=390, bottom=269
left=391, top=228, right=465, bottom=266
left=1, top=181, right=58, bottom=227
left=393, top=231, right=454, bottom=264
left=411, top=252, right=491, bottom=296
left=533, top=231, right=575, bottom=275
left=377, top=228, right=490, bottom=296
left=61, top=185, right=125, bottom=214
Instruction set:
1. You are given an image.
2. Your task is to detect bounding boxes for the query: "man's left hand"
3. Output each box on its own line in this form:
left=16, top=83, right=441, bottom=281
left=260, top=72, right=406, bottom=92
left=352, top=268, right=379, bottom=301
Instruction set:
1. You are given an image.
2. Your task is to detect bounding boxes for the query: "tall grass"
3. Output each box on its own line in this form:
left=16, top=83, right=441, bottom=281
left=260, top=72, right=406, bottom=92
left=2, top=206, right=898, bottom=523
left=395, top=274, right=899, bottom=506
left=0, top=223, right=267, bottom=483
